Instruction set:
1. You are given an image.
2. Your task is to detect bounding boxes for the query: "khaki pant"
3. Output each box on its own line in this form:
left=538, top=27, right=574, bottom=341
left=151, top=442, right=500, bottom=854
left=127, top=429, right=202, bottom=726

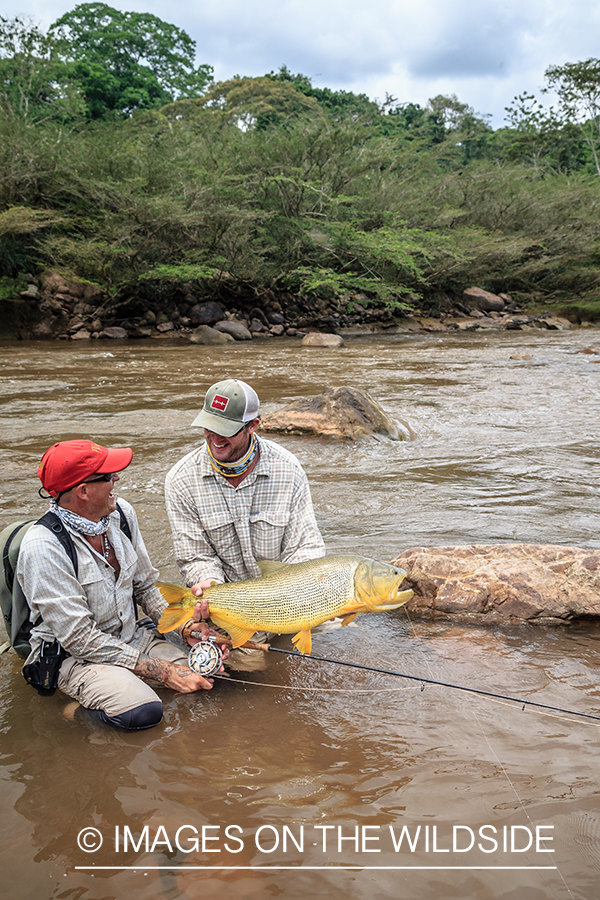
left=58, top=638, right=189, bottom=718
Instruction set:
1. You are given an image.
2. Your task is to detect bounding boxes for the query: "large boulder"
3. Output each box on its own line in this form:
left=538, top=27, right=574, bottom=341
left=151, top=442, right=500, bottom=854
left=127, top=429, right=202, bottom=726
left=391, top=544, right=600, bottom=623
left=259, top=386, right=407, bottom=440
left=98, top=326, right=128, bottom=339
left=40, top=269, right=85, bottom=298
left=215, top=319, right=252, bottom=341
left=463, top=287, right=505, bottom=313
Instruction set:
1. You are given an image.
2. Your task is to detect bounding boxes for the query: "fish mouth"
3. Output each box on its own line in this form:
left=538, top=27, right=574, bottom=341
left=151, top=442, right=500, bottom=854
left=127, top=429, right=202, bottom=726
left=378, top=587, right=414, bottom=610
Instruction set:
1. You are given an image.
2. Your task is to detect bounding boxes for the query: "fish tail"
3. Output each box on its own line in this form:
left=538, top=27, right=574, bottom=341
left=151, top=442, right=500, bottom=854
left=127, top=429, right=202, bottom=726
left=155, top=581, right=194, bottom=634
left=158, top=607, right=190, bottom=633
left=155, top=581, right=189, bottom=605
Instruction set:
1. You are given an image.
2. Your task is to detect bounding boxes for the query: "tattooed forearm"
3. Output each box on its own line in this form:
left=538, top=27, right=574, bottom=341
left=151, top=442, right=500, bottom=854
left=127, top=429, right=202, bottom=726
left=134, top=654, right=172, bottom=683
left=134, top=653, right=212, bottom=693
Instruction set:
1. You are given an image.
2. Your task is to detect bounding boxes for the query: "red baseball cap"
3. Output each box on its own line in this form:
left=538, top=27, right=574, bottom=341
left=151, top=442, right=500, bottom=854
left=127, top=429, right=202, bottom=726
left=37, top=440, right=133, bottom=497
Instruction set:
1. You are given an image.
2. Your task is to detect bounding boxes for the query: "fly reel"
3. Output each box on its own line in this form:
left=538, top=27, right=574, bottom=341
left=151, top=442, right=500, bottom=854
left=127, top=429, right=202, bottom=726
left=188, top=639, right=223, bottom=677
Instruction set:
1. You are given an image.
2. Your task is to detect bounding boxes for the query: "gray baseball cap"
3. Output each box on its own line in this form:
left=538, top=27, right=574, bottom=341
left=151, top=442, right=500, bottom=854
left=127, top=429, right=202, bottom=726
left=192, top=379, right=260, bottom=436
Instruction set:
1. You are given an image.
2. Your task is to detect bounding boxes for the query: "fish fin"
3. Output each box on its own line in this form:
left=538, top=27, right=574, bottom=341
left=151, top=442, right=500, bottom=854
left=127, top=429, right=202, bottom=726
left=157, top=607, right=190, bottom=634
left=155, top=581, right=189, bottom=605
left=341, top=613, right=359, bottom=626
left=292, top=629, right=312, bottom=655
left=338, top=602, right=367, bottom=616
left=210, top=615, right=256, bottom=649
left=256, top=559, right=287, bottom=576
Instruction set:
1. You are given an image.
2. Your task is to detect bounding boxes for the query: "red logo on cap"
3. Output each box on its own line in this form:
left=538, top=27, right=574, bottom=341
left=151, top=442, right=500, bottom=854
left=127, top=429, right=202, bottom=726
left=211, top=394, right=229, bottom=412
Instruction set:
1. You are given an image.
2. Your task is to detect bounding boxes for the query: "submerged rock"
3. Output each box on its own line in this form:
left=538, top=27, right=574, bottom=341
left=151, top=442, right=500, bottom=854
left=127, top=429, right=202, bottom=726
left=392, top=544, right=600, bottom=623
left=189, top=324, right=234, bottom=345
left=301, top=332, right=344, bottom=349
left=98, top=326, right=128, bottom=339
left=260, top=386, right=407, bottom=440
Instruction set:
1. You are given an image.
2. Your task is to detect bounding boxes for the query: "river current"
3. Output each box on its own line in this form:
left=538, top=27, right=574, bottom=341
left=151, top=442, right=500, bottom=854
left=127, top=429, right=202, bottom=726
left=1, top=329, right=600, bottom=900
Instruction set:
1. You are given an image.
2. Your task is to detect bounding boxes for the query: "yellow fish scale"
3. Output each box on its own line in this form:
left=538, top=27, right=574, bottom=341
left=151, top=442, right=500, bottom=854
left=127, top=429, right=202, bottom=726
left=206, top=555, right=358, bottom=632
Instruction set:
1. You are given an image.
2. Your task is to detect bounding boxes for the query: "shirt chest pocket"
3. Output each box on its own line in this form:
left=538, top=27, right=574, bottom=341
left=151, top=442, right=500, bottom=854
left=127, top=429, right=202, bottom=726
left=249, top=510, right=288, bottom=559
left=202, top=509, right=239, bottom=553
left=76, top=557, right=118, bottom=630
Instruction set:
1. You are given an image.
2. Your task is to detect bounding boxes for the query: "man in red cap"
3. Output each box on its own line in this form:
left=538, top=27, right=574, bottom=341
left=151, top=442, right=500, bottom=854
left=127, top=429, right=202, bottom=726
left=17, top=439, right=225, bottom=731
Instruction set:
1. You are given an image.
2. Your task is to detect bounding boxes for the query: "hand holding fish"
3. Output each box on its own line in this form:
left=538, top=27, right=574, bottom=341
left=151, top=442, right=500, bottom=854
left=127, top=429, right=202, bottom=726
left=178, top=597, right=210, bottom=644
left=177, top=597, right=231, bottom=663
left=190, top=579, right=221, bottom=598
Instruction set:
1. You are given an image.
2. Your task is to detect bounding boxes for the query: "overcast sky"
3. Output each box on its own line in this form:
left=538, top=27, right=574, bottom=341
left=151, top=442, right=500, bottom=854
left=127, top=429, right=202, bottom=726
left=11, top=0, right=600, bottom=126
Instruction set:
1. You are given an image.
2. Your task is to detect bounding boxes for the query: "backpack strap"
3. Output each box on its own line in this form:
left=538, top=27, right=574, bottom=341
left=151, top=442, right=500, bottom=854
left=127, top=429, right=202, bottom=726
left=36, top=504, right=131, bottom=574
left=37, top=512, right=79, bottom=577
left=115, top=501, right=140, bottom=619
left=116, top=502, right=132, bottom=542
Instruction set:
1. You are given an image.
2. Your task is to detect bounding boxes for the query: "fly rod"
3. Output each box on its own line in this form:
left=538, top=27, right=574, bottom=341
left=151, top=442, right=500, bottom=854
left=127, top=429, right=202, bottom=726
left=265, top=646, right=600, bottom=723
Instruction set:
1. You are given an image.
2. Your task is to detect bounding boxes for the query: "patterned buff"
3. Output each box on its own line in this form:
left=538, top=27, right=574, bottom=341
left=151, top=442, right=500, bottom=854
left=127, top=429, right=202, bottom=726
left=50, top=499, right=111, bottom=536
left=206, top=433, right=258, bottom=478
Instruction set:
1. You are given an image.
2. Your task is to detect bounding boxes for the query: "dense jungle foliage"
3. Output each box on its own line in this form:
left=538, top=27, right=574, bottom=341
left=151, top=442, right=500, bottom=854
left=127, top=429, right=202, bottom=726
left=3, top=4, right=600, bottom=320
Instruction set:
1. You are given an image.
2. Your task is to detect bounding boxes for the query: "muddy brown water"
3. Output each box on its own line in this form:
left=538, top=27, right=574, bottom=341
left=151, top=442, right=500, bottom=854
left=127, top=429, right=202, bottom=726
left=1, top=330, right=600, bottom=900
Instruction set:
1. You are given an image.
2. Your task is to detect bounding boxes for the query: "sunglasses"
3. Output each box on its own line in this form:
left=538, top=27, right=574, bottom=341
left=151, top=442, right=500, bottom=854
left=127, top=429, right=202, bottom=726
left=82, top=472, right=117, bottom=484
left=52, top=471, right=117, bottom=501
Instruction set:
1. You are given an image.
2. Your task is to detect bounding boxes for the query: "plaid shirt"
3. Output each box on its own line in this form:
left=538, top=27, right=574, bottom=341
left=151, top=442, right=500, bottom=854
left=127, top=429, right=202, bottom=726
left=164, top=436, right=325, bottom=587
left=16, top=499, right=167, bottom=668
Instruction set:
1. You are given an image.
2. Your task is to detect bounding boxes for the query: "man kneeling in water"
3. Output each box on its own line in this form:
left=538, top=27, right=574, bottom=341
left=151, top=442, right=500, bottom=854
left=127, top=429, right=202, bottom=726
left=17, top=439, right=227, bottom=730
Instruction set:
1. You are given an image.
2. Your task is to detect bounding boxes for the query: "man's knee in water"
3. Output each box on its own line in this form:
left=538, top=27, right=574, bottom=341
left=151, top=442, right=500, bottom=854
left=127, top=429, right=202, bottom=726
left=77, top=700, right=163, bottom=731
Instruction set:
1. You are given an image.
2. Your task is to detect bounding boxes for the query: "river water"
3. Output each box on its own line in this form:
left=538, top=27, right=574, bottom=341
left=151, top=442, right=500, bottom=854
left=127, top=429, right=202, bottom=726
left=1, top=329, right=600, bottom=900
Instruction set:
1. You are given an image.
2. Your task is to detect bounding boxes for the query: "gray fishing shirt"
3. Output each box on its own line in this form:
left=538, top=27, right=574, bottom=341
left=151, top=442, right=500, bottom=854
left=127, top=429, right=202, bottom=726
left=164, top=436, right=325, bottom=587
left=16, top=498, right=167, bottom=668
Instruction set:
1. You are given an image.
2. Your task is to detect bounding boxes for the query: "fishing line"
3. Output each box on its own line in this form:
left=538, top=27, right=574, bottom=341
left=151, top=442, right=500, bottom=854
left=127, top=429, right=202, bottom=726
left=470, top=705, right=575, bottom=900
left=264, top=646, right=600, bottom=723
left=214, top=675, right=421, bottom=693
left=215, top=673, right=600, bottom=724
left=401, top=602, right=570, bottom=898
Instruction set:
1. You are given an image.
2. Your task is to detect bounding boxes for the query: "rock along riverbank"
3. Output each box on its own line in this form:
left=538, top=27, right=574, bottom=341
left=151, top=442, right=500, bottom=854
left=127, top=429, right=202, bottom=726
left=2, top=270, right=593, bottom=341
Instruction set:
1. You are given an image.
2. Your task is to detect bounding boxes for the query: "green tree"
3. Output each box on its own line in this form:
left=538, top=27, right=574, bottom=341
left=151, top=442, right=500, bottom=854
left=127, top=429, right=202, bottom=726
left=268, top=66, right=381, bottom=122
left=502, top=92, right=587, bottom=172
left=50, top=3, right=213, bottom=118
left=204, top=76, right=320, bottom=129
left=0, top=16, right=83, bottom=121
left=382, top=101, right=444, bottom=144
left=544, top=59, right=600, bottom=176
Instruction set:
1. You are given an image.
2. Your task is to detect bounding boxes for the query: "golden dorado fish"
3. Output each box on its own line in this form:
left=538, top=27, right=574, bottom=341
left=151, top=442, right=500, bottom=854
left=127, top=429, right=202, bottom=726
left=156, top=554, right=413, bottom=655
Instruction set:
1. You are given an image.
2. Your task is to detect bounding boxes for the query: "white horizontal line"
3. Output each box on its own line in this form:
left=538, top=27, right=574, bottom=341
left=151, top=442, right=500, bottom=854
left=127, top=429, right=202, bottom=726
left=75, top=866, right=558, bottom=871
